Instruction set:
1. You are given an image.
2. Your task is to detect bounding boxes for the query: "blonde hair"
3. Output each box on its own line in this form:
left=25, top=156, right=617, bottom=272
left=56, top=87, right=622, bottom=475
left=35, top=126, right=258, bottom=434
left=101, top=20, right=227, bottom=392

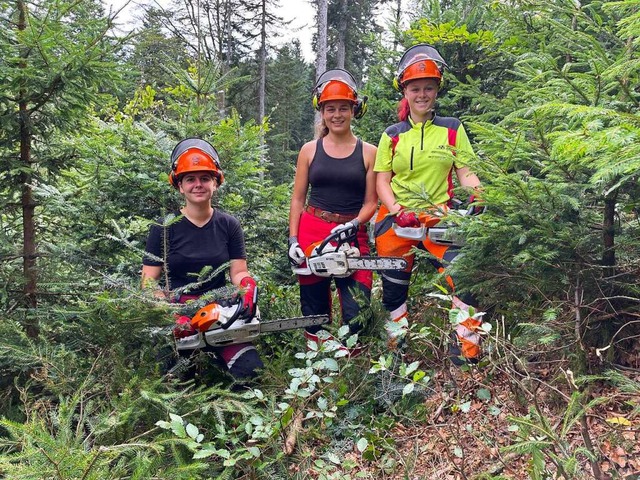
left=314, top=118, right=330, bottom=139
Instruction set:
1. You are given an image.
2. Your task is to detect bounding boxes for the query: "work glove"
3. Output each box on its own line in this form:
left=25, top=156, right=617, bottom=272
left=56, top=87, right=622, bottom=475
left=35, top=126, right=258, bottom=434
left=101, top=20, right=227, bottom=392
left=466, top=195, right=486, bottom=216
left=394, top=209, right=421, bottom=228
left=288, top=236, right=306, bottom=266
left=330, top=218, right=360, bottom=242
left=173, top=315, right=197, bottom=339
left=239, top=276, right=258, bottom=318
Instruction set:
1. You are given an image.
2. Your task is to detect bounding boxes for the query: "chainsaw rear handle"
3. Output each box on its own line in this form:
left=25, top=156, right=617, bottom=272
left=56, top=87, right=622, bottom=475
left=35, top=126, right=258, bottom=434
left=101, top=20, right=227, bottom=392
left=392, top=223, right=427, bottom=240
left=292, top=265, right=312, bottom=275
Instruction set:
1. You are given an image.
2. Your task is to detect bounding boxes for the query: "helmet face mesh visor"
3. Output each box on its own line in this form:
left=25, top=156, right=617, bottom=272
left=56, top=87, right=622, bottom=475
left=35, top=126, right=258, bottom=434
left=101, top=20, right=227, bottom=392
left=315, top=69, right=358, bottom=98
left=397, top=44, right=447, bottom=78
left=171, top=138, right=220, bottom=169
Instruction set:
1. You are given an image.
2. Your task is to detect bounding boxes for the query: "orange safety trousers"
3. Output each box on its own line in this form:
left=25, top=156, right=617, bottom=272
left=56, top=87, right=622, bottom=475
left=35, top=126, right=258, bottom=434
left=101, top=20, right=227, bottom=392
left=374, top=204, right=482, bottom=360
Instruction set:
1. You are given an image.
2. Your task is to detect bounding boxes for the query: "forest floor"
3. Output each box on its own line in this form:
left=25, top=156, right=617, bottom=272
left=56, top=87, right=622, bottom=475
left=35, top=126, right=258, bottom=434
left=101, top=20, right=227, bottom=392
left=286, top=346, right=640, bottom=480
left=350, top=357, right=640, bottom=480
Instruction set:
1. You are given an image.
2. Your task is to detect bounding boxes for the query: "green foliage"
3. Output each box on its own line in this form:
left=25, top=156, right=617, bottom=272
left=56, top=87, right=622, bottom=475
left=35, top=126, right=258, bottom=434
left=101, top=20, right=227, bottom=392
left=264, top=42, right=315, bottom=185
left=2, top=0, right=640, bottom=477
left=503, top=396, right=599, bottom=480
left=439, top=0, right=640, bottom=366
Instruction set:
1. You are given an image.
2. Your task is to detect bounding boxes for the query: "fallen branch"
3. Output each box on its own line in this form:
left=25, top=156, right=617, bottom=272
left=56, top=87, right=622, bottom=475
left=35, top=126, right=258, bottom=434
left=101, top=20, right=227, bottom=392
left=283, top=410, right=303, bottom=455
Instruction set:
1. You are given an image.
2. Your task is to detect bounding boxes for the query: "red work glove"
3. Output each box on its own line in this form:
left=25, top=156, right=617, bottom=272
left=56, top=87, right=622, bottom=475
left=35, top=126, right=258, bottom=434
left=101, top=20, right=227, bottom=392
left=466, top=195, right=486, bottom=216
left=173, top=315, right=197, bottom=339
left=239, top=276, right=258, bottom=318
left=395, top=209, right=421, bottom=228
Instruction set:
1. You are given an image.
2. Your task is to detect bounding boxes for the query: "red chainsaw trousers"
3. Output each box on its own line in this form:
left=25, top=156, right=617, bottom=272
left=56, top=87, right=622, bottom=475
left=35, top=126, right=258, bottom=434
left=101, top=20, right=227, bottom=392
left=297, top=211, right=372, bottom=334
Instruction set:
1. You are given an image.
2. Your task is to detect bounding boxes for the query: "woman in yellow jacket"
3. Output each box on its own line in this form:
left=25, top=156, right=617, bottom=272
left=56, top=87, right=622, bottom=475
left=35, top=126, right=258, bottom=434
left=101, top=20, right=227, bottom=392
left=374, top=44, right=484, bottom=365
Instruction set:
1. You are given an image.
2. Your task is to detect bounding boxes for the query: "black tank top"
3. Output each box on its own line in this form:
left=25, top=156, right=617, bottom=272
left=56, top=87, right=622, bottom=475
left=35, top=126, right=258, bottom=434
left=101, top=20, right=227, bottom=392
left=308, top=138, right=366, bottom=214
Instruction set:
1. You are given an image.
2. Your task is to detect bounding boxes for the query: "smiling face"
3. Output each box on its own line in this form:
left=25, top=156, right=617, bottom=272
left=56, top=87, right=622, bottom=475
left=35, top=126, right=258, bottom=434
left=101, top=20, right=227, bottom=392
left=321, top=100, right=354, bottom=134
left=404, top=78, right=439, bottom=123
left=178, top=171, right=217, bottom=205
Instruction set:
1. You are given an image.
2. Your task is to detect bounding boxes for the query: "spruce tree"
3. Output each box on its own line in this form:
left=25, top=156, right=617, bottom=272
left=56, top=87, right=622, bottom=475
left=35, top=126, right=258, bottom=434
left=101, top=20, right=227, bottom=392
left=0, top=0, right=126, bottom=338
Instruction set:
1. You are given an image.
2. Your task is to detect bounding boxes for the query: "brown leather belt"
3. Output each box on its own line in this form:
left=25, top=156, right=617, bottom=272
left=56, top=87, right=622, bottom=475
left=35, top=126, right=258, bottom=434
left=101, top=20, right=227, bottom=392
left=305, top=205, right=357, bottom=224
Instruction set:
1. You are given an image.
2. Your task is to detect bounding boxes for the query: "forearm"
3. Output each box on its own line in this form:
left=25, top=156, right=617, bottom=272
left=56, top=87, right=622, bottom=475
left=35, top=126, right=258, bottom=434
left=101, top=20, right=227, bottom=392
left=141, top=265, right=167, bottom=299
left=289, top=197, right=305, bottom=237
left=229, top=259, right=251, bottom=286
left=376, top=173, right=401, bottom=214
left=456, top=167, right=482, bottom=191
left=355, top=199, right=378, bottom=225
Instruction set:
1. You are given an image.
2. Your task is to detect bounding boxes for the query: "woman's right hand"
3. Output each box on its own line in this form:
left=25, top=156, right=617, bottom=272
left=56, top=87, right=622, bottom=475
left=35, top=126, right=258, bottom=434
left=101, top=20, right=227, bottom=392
left=288, top=236, right=306, bottom=266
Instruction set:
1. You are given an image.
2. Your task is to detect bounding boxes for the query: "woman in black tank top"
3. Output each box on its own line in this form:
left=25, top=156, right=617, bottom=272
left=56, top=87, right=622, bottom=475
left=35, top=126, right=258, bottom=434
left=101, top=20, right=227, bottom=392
left=287, top=69, right=378, bottom=355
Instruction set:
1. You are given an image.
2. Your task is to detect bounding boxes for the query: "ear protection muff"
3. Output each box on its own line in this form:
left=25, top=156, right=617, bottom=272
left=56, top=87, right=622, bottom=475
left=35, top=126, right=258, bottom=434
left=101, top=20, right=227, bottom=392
left=353, top=95, right=368, bottom=119
left=393, top=68, right=445, bottom=92
left=169, top=170, right=180, bottom=188
left=312, top=88, right=321, bottom=111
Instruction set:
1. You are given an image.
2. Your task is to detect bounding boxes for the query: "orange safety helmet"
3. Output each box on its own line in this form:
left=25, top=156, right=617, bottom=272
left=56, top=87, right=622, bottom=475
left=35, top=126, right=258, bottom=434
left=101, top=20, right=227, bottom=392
left=313, top=69, right=358, bottom=107
left=394, top=44, right=448, bottom=91
left=313, top=69, right=368, bottom=118
left=168, top=138, right=224, bottom=188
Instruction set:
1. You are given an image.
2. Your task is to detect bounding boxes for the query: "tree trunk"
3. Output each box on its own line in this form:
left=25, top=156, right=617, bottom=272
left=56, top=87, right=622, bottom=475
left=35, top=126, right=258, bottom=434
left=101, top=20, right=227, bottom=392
left=258, top=0, right=267, bottom=180
left=393, top=0, right=402, bottom=50
left=315, top=0, right=328, bottom=127
left=336, top=0, right=348, bottom=69
left=316, top=0, right=328, bottom=77
left=258, top=0, right=266, bottom=122
left=602, top=190, right=617, bottom=274
left=224, top=0, right=233, bottom=67
left=18, top=0, right=39, bottom=339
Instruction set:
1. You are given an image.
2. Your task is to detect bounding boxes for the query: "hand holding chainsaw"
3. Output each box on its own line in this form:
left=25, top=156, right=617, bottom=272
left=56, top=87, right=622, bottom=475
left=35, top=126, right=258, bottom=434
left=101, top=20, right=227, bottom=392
left=292, top=228, right=408, bottom=277
left=330, top=218, right=360, bottom=242
left=288, top=236, right=305, bottom=266
left=394, top=209, right=421, bottom=228
left=239, top=276, right=258, bottom=318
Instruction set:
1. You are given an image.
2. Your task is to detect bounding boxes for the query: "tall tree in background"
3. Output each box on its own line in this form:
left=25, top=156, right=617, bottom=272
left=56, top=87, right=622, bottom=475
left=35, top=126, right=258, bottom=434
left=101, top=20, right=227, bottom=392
left=156, top=0, right=244, bottom=67
left=265, top=42, right=315, bottom=184
left=315, top=0, right=328, bottom=77
left=325, top=0, right=387, bottom=83
left=335, top=0, right=348, bottom=68
left=129, top=7, right=190, bottom=89
left=0, top=0, right=125, bottom=338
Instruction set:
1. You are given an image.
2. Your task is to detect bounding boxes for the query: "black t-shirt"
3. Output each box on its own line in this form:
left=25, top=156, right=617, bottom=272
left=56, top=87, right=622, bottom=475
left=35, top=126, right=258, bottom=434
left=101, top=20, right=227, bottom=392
left=143, top=210, right=246, bottom=295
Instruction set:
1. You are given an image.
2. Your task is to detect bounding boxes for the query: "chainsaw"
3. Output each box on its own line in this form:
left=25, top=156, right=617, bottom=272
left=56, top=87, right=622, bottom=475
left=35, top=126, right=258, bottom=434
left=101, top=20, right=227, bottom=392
left=292, top=228, right=408, bottom=277
left=174, top=300, right=329, bottom=351
left=392, top=207, right=469, bottom=246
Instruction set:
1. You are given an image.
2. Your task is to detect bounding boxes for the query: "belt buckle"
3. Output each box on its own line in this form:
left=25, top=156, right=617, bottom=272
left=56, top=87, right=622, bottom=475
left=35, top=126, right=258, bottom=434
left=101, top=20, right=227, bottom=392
left=320, top=211, right=329, bottom=221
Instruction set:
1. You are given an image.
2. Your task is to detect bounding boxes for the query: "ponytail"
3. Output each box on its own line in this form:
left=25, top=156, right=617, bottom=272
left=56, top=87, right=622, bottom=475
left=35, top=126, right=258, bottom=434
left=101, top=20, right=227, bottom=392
left=397, top=98, right=410, bottom=121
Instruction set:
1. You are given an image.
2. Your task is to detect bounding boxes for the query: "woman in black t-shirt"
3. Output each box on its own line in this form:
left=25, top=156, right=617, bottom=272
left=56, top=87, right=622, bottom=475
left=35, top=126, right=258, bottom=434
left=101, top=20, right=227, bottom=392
left=142, top=138, right=263, bottom=379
